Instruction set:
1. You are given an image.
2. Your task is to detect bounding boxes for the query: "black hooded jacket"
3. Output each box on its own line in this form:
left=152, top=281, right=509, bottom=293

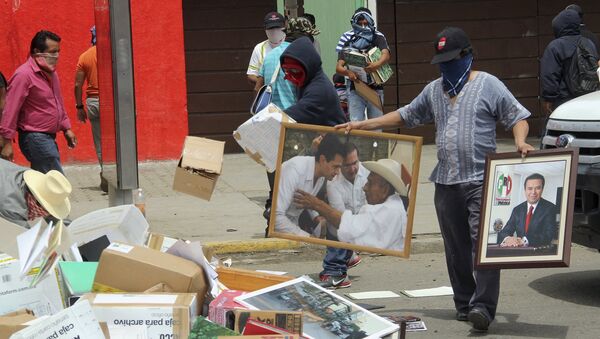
left=540, top=9, right=598, bottom=104
left=281, top=37, right=346, bottom=126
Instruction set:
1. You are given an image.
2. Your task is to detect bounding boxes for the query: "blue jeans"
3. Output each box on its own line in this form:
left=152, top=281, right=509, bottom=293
left=18, top=131, right=63, bottom=174
left=321, top=247, right=353, bottom=276
left=347, top=86, right=384, bottom=122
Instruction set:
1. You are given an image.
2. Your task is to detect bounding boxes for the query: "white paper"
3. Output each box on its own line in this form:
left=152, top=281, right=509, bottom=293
left=94, top=294, right=178, bottom=305
left=17, top=220, right=51, bottom=276
left=10, top=300, right=104, bottom=339
left=346, top=291, right=401, bottom=300
left=166, top=240, right=219, bottom=297
left=402, top=286, right=454, bottom=298
left=106, top=242, right=134, bottom=254
left=406, top=321, right=427, bottom=332
left=68, top=205, right=148, bottom=247
left=234, top=103, right=296, bottom=172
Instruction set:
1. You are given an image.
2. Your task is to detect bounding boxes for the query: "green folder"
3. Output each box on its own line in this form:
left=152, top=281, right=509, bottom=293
left=58, top=261, right=98, bottom=295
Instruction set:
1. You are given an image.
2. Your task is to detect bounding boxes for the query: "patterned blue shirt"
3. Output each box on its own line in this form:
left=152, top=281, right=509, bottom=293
left=259, top=42, right=296, bottom=110
left=398, top=72, right=531, bottom=185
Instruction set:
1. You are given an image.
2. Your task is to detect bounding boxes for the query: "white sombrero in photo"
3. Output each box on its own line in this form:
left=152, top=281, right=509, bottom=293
left=363, top=158, right=408, bottom=196
left=23, top=170, right=72, bottom=219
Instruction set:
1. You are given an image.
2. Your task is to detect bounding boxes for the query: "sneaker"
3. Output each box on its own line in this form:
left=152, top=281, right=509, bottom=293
left=318, top=274, right=351, bottom=289
left=346, top=254, right=362, bottom=269
left=456, top=311, right=468, bottom=322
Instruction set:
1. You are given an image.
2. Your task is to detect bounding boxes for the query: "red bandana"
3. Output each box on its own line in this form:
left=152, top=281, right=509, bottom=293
left=26, top=191, right=50, bottom=220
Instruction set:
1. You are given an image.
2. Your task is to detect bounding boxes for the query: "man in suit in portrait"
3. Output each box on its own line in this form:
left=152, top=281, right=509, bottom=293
left=497, top=173, right=558, bottom=248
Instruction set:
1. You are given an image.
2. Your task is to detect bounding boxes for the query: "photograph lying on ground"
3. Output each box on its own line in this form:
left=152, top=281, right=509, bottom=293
left=476, top=148, right=578, bottom=269
left=235, top=277, right=399, bottom=339
left=267, top=123, right=422, bottom=258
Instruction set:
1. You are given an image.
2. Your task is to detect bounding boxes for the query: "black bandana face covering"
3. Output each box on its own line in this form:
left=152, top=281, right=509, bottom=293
left=439, top=53, right=473, bottom=98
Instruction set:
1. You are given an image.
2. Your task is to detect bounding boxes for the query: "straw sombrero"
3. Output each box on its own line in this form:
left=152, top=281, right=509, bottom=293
left=23, top=170, right=72, bottom=219
left=363, top=159, right=407, bottom=196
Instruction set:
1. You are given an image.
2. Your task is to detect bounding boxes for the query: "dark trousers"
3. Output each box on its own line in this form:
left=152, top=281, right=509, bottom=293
left=18, top=131, right=63, bottom=174
left=434, top=181, right=500, bottom=320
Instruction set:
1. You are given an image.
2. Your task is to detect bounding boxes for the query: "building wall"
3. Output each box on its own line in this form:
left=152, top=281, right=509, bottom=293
left=0, top=0, right=188, bottom=165
left=378, top=0, right=600, bottom=143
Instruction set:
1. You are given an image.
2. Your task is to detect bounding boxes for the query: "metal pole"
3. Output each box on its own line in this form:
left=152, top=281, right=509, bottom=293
left=107, top=0, right=138, bottom=205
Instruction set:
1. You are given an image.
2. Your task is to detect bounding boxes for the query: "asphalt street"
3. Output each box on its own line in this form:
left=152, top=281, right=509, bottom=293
left=228, top=244, right=600, bottom=339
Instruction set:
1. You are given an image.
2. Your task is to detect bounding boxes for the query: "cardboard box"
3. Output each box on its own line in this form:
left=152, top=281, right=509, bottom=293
left=80, top=293, right=198, bottom=339
left=0, top=310, right=36, bottom=338
left=145, top=232, right=180, bottom=252
left=173, top=136, right=224, bottom=200
left=9, top=300, right=105, bottom=339
left=208, top=290, right=246, bottom=326
left=229, top=310, right=303, bottom=335
left=0, top=254, right=65, bottom=316
left=93, top=243, right=208, bottom=307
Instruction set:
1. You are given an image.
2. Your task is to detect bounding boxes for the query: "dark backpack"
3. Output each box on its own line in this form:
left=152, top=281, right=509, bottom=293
left=565, top=37, right=600, bottom=97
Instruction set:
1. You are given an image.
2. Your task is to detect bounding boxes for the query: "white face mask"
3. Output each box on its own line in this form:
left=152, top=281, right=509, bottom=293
left=265, top=28, right=286, bottom=47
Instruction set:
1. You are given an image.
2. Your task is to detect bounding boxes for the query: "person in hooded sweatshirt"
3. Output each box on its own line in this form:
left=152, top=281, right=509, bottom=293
left=337, top=27, right=535, bottom=333
left=280, top=36, right=346, bottom=126
left=540, top=8, right=599, bottom=114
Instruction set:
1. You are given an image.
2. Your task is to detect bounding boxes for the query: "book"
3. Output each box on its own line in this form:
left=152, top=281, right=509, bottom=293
left=189, top=315, right=240, bottom=339
left=341, top=47, right=393, bottom=85
left=341, top=49, right=368, bottom=68
left=242, top=319, right=295, bottom=335
left=367, top=47, right=393, bottom=84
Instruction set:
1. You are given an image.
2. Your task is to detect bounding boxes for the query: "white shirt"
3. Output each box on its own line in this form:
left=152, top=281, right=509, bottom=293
left=275, top=156, right=324, bottom=236
left=247, top=40, right=275, bottom=76
left=338, top=194, right=407, bottom=251
left=327, top=164, right=369, bottom=214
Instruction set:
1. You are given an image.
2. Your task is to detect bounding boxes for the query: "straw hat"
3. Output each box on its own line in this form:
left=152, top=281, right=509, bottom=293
left=363, top=159, right=407, bottom=196
left=23, top=170, right=72, bottom=219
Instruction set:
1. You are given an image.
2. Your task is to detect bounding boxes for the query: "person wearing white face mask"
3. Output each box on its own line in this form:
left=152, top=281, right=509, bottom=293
left=0, top=30, right=76, bottom=174
left=246, top=11, right=286, bottom=87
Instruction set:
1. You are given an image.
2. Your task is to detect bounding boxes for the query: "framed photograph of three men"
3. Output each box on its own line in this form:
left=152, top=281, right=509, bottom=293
left=476, top=148, right=578, bottom=269
left=267, top=123, right=423, bottom=258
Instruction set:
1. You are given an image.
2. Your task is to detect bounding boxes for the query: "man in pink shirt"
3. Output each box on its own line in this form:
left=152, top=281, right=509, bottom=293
left=0, top=30, right=77, bottom=174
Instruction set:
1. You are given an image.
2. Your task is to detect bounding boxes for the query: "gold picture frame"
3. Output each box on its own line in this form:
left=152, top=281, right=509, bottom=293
left=267, top=123, right=423, bottom=258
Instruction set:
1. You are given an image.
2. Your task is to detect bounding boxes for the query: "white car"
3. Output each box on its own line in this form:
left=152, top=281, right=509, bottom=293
left=541, top=90, right=600, bottom=250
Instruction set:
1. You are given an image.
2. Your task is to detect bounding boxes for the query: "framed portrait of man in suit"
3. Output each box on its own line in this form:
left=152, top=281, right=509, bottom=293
left=476, top=148, right=578, bottom=269
left=266, top=123, right=422, bottom=258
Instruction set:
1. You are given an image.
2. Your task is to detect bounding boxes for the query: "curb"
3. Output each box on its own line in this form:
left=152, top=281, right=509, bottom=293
left=203, top=234, right=446, bottom=255
left=204, top=238, right=302, bottom=254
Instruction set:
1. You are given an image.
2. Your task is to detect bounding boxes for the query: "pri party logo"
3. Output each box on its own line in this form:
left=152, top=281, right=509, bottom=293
left=495, top=172, right=512, bottom=205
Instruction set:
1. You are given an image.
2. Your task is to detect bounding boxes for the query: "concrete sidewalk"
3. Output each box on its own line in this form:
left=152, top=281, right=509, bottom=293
left=64, top=139, right=521, bottom=253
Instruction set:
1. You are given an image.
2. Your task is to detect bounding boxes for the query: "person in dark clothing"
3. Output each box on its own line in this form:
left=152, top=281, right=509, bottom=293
left=280, top=36, right=346, bottom=126
left=263, top=37, right=346, bottom=237
left=540, top=8, right=598, bottom=113
left=566, top=4, right=600, bottom=55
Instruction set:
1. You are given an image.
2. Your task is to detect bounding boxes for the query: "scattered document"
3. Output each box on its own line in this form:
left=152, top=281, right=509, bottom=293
left=346, top=291, right=401, bottom=300
left=17, top=220, right=52, bottom=277
left=402, top=286, right=453, bottom=298
left=167, top=240, right=219, bottom=297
